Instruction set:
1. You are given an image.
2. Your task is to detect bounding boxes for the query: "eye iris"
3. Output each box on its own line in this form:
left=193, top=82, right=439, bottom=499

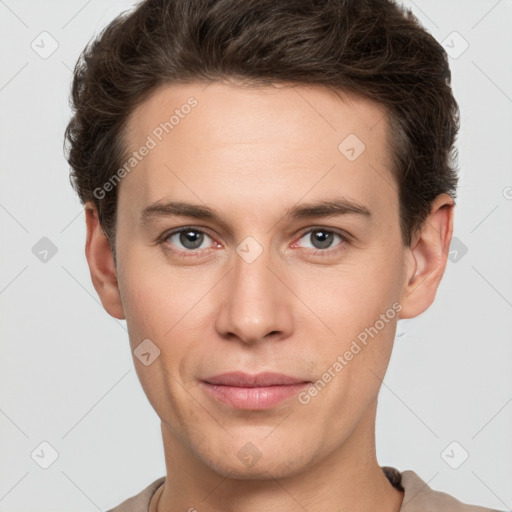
left=180, top=230, right=203, bottom=249
left=311, top=230, right=333, bottom=249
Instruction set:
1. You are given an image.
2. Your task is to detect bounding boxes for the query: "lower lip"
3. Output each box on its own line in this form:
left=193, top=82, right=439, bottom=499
left=200, top=381, right=310, bottom=410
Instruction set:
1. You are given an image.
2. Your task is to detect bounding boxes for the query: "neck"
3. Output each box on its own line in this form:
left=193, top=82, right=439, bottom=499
left=156, top=401, right=404, bottom=512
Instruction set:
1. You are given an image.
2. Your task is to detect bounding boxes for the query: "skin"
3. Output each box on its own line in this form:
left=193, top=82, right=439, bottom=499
left=84, top=81, right=454, bottom=512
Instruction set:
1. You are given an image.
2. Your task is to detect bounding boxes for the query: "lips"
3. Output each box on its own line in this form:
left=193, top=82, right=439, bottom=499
left=200, top=372, right=311, bottom=410
left=202, top=371, right=308, bottom=387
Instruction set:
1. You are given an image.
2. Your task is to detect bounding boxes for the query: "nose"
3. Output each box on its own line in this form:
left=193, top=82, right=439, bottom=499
left=214, top=241, right=294, bottom=345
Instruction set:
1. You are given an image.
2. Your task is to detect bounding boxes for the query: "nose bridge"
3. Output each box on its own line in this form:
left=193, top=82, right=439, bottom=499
left=215, top=236, right=291, bottom=343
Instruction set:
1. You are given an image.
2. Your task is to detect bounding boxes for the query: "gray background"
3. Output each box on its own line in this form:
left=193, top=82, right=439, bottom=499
left=0, top=0, right=511, bottom=510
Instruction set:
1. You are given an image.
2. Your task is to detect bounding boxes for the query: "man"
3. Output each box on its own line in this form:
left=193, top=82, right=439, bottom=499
left=64, top=0, right=502, bottom=510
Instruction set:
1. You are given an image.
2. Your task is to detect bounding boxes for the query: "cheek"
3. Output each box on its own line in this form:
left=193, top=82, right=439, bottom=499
left=289, top=252, right=402, bottom=392
left=290, top=254, right=402, bottom=335
left=117, top=254, right=216, bottom=387
left=345, top=243, right=405, bottom=316
left=118, top=249, right=191, bottom=337
left=116, top=258, right=204, bottom=418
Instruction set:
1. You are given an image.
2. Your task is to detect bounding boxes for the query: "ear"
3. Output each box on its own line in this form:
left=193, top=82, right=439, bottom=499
left=84, top=202, right=125, bottom=320
left=399, top=193, right=455, bottom=319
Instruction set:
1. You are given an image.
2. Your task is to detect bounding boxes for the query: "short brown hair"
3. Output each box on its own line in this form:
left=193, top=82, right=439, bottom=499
left=64, top=0, right=460, bottom=257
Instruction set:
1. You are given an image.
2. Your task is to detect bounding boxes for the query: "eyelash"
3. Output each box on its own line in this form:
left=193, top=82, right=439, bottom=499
left=159, top=226, right=350, bottom=259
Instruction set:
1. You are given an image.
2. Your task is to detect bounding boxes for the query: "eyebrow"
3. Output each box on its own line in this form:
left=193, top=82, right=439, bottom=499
left=140, top=197, right=372, bottom=228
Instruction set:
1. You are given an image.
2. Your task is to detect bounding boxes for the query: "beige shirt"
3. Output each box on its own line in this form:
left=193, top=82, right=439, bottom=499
left=106, top=466, right=503, bottom=512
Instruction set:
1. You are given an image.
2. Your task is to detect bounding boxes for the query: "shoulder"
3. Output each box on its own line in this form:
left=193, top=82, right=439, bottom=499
left=398, top=469, right=504, bottom=512
left=106, top=477, right=165, bottom=512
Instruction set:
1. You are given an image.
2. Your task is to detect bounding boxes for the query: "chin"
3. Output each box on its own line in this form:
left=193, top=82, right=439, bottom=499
left=208, top=458, right=308, bottom=481
left=196, top=440, right=314, bottom=481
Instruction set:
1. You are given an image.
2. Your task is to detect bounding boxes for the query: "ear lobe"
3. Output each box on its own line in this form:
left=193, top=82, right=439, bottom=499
left=84, top=202, right=125, bottom=320
left=398, top=193, right=455, bottom=319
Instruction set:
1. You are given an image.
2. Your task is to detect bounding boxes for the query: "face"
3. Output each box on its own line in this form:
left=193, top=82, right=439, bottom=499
left=107, top=81, right=417, bottom=479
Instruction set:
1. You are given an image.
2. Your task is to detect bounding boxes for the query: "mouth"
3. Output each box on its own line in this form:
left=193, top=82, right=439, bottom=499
left=200, top=371, right=311, bottom=410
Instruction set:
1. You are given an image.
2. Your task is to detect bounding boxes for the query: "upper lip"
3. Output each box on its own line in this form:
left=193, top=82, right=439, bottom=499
left=202, top=371, right=309, bottom=387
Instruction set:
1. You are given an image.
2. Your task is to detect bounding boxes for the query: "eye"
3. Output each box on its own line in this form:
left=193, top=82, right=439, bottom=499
left=294, top=228, right=348, bottom=254
left=159, top=226, right=349, bottom=259
left=162, top=227, right=218, bottom=256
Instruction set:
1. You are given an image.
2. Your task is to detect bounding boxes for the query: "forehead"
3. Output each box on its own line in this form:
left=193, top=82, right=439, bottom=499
left=126, top=80, right=390, bottom=149
left=119, top=81, right=397, bottom=225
